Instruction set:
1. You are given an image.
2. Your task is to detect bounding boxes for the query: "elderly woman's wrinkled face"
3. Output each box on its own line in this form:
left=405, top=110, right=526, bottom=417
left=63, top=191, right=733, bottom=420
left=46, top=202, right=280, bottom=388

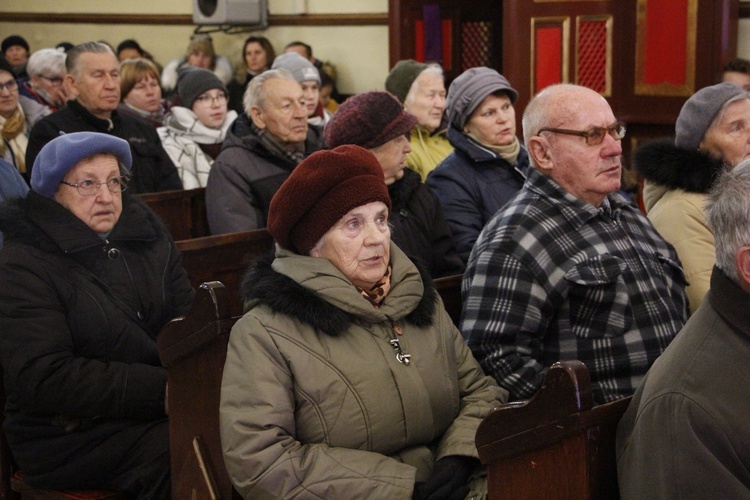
left=54, top=154, right=123, bottom=234
left=700, top=98, right=750, bottom=167
left=464, top=92, right=516, bottom=147
left=371, top=135, right=411, bottom=185
left=0, top=70, right=19, bottom=119
left=404, top=72, right=446, bottom=132
left=310, top=201, right=391, bottom=290
left=123, top=74, right=162, bottom=113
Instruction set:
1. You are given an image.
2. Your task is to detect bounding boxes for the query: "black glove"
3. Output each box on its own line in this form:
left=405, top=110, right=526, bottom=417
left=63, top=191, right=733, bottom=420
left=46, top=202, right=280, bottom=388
left=412, top=455, right=477, bottom=500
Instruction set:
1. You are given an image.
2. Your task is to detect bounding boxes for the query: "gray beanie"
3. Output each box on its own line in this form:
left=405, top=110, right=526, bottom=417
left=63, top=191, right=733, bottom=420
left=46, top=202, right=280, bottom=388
left=446, top=67, right=518, bottom=130
left=31, top=132, right=132, bottom=199
left=271, top=52, right=320, bottom=85
left=675, top=82, right=747, bottom=150
left=177, top=66, right=228, bottom=109
left=385, top=59, right=429, bottom=104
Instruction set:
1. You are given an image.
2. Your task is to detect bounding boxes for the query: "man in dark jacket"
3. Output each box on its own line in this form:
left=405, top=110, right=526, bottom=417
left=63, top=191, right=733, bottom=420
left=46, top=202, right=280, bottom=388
left=205, top=68, right=325, bottom=234
left=0, top=132, right=194, bottom=498
left=25, top=42, right=182, bottom=194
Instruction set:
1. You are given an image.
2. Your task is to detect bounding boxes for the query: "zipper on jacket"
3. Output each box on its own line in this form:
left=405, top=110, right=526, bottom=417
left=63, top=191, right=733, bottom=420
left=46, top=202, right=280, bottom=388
left=388, top=320, right=411, bottom=365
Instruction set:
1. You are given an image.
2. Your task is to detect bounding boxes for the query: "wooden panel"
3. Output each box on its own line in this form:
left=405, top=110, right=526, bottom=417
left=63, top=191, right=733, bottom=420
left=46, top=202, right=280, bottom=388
left=531, top=18, right=570, bottom=94
left=635, top=0, right=697, bottom=96
left=576, top=15, right=612, bottom=96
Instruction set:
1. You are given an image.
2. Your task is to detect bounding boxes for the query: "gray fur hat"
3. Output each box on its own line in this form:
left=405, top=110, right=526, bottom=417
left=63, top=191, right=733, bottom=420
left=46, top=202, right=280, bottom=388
left=676, top=82, right=747, bottom=151
left=446, top=67, right=518, bottom=130
left=271, top=52, right=320, bottom=85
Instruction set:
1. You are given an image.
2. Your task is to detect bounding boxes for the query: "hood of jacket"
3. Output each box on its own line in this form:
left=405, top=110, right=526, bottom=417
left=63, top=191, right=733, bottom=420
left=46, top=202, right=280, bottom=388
left=221, top=113, right=326, bottom=169
left=635, top=139, right=724, bottom=194
left=0, top=191, right=160, bottom=255
left=241, top=243, right=438, bottom=336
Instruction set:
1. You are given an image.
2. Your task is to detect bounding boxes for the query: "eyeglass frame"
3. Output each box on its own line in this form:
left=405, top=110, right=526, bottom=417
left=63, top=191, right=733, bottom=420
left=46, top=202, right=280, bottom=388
left=536, top=121, right=627, bottom=146
left=194, top=91, right=228, bottom=105
left=60, top=175, right=130, bottom=196
left=0, top=79, right=19, bottom=93
left=38, top=75, right=65, bottom=87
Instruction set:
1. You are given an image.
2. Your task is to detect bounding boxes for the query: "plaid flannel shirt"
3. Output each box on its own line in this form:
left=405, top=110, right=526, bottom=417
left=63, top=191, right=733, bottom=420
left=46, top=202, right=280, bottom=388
left=461, top=168, right=689, bottom=403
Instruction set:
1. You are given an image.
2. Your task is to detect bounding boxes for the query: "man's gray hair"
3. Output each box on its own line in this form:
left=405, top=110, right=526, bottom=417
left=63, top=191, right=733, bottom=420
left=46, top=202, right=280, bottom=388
left=66, top=42, right=114, bottom=78
left=403, top=63, right=444, bottom=108
left=706, top=159, right=750, bottom=283
left=242, top=68, right=297, bottom=114
left=27, top=48, right=66, bottom=78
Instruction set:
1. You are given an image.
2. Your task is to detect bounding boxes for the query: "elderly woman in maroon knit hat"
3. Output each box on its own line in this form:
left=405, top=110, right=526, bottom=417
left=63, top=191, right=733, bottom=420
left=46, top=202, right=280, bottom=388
left=220, top=145, right=506, bottom=499
left=325, top=90, right=464, bottom=278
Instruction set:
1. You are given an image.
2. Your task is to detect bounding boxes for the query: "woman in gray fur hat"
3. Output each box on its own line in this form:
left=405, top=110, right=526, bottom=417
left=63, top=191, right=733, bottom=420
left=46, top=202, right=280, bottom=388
left=635, top=82, right=750, bottom=315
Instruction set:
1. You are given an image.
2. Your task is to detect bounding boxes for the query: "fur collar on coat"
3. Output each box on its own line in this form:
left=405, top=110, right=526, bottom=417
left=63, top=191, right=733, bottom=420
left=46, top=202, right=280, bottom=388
left=241, top=248, right=438, bottom=336
left=634, top=139, right=725, bottom=193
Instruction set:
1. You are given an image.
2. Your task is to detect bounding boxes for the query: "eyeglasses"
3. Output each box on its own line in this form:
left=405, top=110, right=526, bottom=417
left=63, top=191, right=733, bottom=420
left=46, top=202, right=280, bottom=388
left=537, top=121, right=626, bottom=146
left=39, top=75, right=64, bottom=87
left=194, top=92, right=227, bottom=105
left=60, top=176, right=130, bottom=196
left=0, top=79, right=18, bottom=93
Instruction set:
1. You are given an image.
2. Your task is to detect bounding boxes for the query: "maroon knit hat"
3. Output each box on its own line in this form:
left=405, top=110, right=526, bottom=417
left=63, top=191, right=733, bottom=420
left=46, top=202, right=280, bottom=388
left=325, top=91, right=417, bottom=149
left=268, top=145, right=392, bottom=255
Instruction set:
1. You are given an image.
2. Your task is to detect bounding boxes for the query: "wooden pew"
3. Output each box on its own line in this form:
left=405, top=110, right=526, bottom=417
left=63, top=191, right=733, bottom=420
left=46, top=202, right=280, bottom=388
left=176, top=230, right=275, bottom=317
left=137, top=187, right=209, bottom=241
left=158, top=281, right=240, bottom=500
left=433, top=274, right=462, bottom=327
left=475, top=361, right=631, bottom=499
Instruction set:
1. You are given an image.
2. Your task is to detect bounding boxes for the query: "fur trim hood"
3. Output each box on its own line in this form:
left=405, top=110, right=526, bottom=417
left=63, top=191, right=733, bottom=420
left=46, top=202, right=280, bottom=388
left=634, top=139, right=724, bottom=193
left=241, top=247, right=438, bottom=336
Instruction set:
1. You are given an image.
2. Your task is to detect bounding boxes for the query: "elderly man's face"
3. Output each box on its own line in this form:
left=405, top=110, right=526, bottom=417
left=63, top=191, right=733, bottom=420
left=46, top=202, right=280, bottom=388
left=67, top=51, right=120, bottom=120
left=310, top=201, right=391, bottom=291
left=538, top=88, right=622, bottom=207
left=251, top=78, right=308, bottom=143
left=30, top=71, right=67, bottom=108
left=54, top=154, right=123, bottom=234
left=404, top=71, right=446, bottom=132
left=700, top=98, right=750, bottom=167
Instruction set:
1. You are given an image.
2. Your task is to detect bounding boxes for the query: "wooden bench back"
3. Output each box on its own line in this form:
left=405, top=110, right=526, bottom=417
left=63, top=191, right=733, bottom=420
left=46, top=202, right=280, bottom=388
left=475, top=361, right=630, bottom=499
left=176, top=230, right=275, bottom=317
left=157, top=281, right=240, bottom=500
left=137, top=187, right=209, bottom=241
left=432, top=274, right=462, bottom=327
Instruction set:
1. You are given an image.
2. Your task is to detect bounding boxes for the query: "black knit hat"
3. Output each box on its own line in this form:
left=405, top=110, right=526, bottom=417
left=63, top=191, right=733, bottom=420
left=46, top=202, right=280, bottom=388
left=325, top=91, right=417, bottom=149
left=385, top=59, right=429, bottom=104
left=268, top=145, right=391, bottom=255
left=177, top=66, right=228, bottom=109
left=2, top=35, right=29, bottom=55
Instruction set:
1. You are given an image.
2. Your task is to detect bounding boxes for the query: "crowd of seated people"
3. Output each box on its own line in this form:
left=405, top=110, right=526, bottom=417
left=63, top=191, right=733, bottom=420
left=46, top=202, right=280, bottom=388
left=3, top=26, right=750, bottom=498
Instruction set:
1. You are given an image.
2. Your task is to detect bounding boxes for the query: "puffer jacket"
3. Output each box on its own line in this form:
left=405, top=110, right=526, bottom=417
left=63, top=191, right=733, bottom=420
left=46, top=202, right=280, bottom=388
left=0, top=192, right=194, bottom=487
left=427, top=127, right=530, bottom=263
left=205, top=113, right=325, bottom=234
left=220, top=243, right=506, bottom=499
left=158, top=106, right=238, bottom=189
left=388, top=168, right=464, bottom=278
left=635, top=139, right=724, bottom=314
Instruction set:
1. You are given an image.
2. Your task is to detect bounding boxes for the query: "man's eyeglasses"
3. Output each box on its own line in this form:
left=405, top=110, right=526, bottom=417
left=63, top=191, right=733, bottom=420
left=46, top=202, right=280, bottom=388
left=39, top=75, right=65, bottom=87
left=194, top=92, right=227, bottom=105
left=0, top=80, right=18, bottom=93
left=537, top=122, right=626, bottom=146
left=60, top=176, right=130, bottom=196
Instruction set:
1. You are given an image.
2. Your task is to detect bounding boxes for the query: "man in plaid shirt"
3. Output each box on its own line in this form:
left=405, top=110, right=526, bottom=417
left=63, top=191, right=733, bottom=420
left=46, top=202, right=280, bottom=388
left=461, top=84, right=689, bottom=403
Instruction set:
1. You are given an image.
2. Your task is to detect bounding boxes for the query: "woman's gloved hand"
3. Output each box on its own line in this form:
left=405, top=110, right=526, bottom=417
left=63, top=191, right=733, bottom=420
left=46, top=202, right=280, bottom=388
left=413, top=455, right=477, bottom=500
